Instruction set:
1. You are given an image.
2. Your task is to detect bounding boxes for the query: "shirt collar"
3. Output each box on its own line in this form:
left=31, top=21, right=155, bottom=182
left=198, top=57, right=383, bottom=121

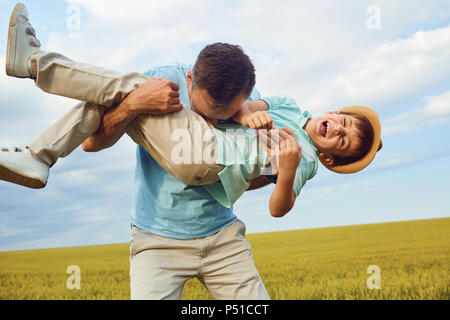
left=300, top=111, right=318, bottom=154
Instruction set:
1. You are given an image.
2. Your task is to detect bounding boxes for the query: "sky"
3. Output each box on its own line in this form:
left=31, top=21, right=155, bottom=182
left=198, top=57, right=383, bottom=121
left=0, top=0, right=449, bottom=251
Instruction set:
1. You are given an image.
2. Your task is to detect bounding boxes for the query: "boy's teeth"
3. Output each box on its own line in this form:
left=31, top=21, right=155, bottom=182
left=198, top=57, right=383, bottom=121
left=320, top=122, right=327, bottom=137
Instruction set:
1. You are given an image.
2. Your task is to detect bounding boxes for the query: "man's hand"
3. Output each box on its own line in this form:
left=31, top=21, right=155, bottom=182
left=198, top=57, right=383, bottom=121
left=82, top=77, right=183, bottom=152
left=125, top=77, right=183, bottom=116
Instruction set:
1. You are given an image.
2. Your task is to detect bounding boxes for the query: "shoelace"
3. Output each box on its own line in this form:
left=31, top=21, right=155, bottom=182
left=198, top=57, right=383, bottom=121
left=29, top=37, right=41, bottom=47
left=26, top=25, right=36, bottom=37
left=1, top=147, right=23, bottom=152
left=25, top=23, right=41, bottom=47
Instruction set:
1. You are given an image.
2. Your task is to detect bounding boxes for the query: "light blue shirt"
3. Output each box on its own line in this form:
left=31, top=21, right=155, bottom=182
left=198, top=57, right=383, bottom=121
left=204, top=96, right=318, bottom=208
left=130, top=63, right=237, bottom=239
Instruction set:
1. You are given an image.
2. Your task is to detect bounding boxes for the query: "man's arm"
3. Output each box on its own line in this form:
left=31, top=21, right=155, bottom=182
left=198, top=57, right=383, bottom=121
left=247, top=176, right=272, bottom=191
left=82, top=98, right=136, bottom=152
left=82, top=78, right=182, bottom=152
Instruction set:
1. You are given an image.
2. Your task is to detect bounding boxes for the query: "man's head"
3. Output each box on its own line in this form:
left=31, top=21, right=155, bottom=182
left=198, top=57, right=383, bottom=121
left=304, top=106, right=382, bottom=173
left=187, top=43, right=255, bottom=121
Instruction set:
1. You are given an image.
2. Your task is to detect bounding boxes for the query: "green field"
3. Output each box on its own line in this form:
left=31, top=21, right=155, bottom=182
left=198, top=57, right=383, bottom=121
left=0, top=218, right=448, bottom=300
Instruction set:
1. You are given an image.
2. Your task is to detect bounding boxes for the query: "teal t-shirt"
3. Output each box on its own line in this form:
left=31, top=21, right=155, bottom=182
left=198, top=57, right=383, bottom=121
left=205, top=96, right=318, bottom=208
left=130, top=63, right=238, bottom=239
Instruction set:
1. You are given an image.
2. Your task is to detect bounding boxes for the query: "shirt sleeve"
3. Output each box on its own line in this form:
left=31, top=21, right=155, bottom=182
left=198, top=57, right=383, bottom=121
left=293, top=158, right=317, bottom=196
left=260, top=96, right=301, bottom=114
left=248, top=87, right=261, bottom=101
left=143, top=64, right=190, bottom=86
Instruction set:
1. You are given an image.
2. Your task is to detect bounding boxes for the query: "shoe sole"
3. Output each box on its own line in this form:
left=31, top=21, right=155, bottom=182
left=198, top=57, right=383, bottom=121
left=6, top=3, right=25, bottom=77
left=0, top=164, right=45, bottom=189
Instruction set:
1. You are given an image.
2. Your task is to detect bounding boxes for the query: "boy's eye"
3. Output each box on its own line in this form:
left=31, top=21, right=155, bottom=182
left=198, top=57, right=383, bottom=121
left=343, top=117, right=346, bottom=127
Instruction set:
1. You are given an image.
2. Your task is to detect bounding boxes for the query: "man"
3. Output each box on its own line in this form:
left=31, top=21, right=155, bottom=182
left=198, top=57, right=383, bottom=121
left=3, top=3, right=269, bottom=300
left=96, top=47, right=271, bottom=300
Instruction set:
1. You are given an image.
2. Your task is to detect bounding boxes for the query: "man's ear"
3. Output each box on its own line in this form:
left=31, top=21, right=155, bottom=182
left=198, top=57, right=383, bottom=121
left=186, top=70, right=193, bottom=87
left=319, top=152, right=335, bottom=166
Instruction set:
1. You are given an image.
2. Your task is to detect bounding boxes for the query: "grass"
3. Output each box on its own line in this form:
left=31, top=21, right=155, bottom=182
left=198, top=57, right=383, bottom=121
left=0, top=217, right=448, bottom=300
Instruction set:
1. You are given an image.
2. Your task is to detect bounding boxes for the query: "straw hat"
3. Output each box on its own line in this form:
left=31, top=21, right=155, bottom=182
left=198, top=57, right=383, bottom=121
left=323, top=106, right=383, bottom=174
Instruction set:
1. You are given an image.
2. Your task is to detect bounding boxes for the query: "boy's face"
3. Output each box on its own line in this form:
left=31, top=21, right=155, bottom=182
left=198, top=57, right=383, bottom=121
left=305, top=111, right=362, bottom=166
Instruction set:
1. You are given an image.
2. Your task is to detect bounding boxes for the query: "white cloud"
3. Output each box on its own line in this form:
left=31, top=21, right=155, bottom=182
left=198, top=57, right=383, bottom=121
left=47, top=0, right=222, bottom=71
left=0, top=222, right=128, bottom=251
left=52, top=0, right=450, bottom=114
left=233, top=193, right=270, bottom=219
left=0, top=54, right=79, bottom=146
left=74, top=207, right=114, bottom=223
left=369, top=148, right=450, bottom=171
left=0, top=224, right=36, bottom=238
left=304, top=26, right=450, bottom=112
left=383, top=90, right=450, bottom=136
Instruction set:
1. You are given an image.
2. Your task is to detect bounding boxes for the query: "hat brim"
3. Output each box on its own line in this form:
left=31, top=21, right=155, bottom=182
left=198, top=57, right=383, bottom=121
left=321, top=106, right=382, bottom=174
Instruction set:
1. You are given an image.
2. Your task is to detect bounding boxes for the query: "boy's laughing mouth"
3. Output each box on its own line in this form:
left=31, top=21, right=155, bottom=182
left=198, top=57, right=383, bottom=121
left=320, top=121, right=329, bottom=137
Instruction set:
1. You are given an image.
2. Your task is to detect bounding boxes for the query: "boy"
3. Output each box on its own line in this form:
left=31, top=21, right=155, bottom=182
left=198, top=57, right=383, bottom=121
left=1, top=3, right=382, bottom=218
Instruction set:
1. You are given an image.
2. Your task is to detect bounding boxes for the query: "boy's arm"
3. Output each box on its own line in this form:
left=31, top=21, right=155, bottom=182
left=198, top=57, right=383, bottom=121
left=232, top=100, right=274, bottom=130
left=269, top=128, right=302, bottom=217
left=82, top=78, right=182, bottom=152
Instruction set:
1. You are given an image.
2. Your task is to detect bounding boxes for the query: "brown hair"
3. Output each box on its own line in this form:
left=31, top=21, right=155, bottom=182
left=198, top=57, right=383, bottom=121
left=192, top=43, right=255, bottom=109
left=331, top=112, right=374, bottom=166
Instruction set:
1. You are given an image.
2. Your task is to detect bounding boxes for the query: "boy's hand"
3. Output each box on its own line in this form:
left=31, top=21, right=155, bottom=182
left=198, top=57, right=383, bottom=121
left=267, top=127, right=300, bottom=218
left=257, top=127, right=301, bottom=175
left=241, top=111, right=275, bottom=130
left=277, top=129, right=302, bottom=179
left=125, top=77, right=183, bottom=116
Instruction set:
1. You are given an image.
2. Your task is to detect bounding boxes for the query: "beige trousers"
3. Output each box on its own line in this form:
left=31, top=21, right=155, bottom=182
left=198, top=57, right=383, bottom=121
left=129, top=220, right=270, bottom=300
left=27, top=52, right=223, bottom=185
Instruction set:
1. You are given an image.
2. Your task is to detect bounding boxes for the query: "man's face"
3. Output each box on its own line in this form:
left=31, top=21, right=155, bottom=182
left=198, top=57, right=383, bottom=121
left=305, top=112, right=362, bottom=164
left=187, top=71, right=246, bottom=122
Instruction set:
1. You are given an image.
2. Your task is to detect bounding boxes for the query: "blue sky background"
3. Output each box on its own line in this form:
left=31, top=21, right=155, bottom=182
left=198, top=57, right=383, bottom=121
left=0, top=0, right=449, bottom=251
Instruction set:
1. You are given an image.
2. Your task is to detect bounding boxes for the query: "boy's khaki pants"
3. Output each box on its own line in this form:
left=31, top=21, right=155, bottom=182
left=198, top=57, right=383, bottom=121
left=28, top=52, right=223, bottom=186
left=26, top=52, right=269, bottom=300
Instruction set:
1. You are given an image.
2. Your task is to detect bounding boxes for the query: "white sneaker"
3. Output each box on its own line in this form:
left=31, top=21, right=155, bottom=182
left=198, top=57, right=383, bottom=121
left=0, top=147, right=49, bottom=189
left=6, top=3, right=42, bottom=78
